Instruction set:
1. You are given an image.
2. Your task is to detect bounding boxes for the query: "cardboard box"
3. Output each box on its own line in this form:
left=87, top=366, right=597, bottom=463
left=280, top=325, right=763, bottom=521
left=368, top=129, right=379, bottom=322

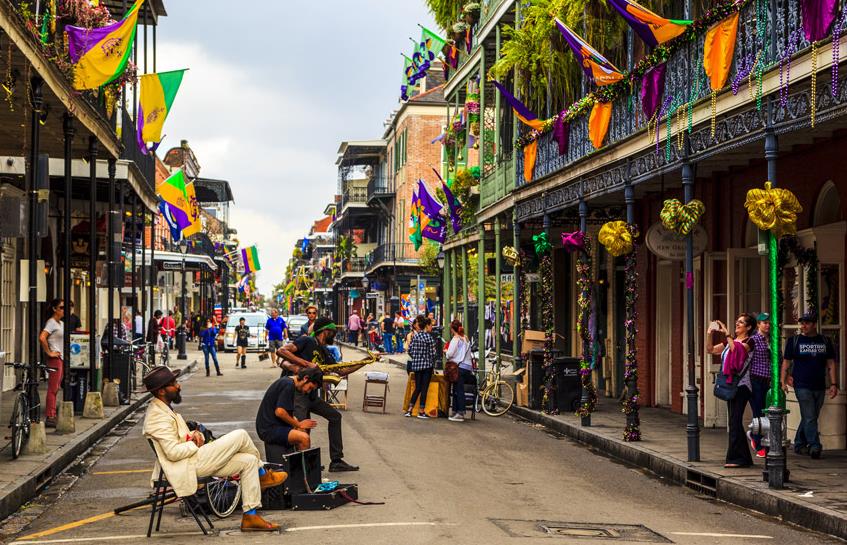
left=521, top=330, right=565, bottom=355
left=514, top=367, right=528, bottom=407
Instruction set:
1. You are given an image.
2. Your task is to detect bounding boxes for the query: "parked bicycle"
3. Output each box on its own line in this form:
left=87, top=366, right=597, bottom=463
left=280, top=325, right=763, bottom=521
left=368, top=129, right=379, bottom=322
left=128, top=339, right=154, bottom=392
left=6, top=361, right=53, bottom=459
left=470, top=336, right=514, bottom=416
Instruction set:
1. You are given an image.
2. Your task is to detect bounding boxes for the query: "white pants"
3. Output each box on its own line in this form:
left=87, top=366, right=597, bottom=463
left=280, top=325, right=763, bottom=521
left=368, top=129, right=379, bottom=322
left=195, top=429, right=262, bottom=511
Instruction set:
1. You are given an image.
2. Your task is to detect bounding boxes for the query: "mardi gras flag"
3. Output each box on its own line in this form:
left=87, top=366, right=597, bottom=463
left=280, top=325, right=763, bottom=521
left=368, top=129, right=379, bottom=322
left=66, top=0, right=143, bottom=90
left=182, top=180, right=202, bottom=238
left=417, top=179, right=444, bottom=221
left=137, top=69, right=186, bottom=154
left=554, top=18, right=624, bottom=87
left=157, top=169, right=191, bottom=242
left=241, top=246, right=261, bottom=274
left=433, top=168, right=462, bottom=234
left=420, top=26, right=447, bottom=61
left=608, top=0, right=690, bottom=48
left=238, top=273, right=252, bottom=292
left=491, top=81, right=546, bottom=131
left=409, top=189, right=423, bottom=250
left=417, top=179, right=447, bottom=243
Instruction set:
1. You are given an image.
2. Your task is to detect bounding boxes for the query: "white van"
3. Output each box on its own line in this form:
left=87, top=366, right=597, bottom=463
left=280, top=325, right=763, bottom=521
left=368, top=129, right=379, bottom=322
left=224, top=312, right=269, bottom=352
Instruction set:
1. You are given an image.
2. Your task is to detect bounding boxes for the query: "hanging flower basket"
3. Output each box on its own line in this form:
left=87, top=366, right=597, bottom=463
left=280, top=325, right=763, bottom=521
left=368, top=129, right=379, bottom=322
left=452, top=22, right=469, bottom=42
left=463, top=3, right=481, bottom=25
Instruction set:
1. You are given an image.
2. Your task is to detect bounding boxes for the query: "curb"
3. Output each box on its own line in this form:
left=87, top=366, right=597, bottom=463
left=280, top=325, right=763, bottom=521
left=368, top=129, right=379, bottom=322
left=509, top=404, right=847, bottom=540
left=0, top=360, right=197, bottom=522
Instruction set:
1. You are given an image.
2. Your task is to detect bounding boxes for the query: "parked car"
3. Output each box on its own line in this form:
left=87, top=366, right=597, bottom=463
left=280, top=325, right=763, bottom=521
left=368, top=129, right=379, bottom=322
left=223, top=311, right=269, bottom=352
left=286, top=315, right=310, bottom=339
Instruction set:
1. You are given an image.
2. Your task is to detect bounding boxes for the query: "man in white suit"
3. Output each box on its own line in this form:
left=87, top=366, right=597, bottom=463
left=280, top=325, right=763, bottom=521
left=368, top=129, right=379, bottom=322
left=142, top=366, right=286, bottom=532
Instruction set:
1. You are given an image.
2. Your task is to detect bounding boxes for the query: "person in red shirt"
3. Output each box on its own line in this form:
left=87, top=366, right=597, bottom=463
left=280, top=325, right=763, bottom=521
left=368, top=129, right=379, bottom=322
left=161, top=310, right=177, bottom=349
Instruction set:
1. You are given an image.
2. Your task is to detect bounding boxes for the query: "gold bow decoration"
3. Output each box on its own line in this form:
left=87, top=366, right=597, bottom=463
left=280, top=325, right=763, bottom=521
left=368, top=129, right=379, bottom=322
left=744, top=181, right=803, bottom=238
left=598, top=221, right=635, bottom=257
left=659, top=198, right=705, bottom=236
left=502, top=246, right=519, bottom=266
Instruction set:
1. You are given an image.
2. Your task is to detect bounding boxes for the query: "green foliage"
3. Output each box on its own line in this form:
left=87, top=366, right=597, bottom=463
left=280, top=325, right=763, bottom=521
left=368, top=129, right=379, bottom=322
left=419, top=241, right=442, bottom=276
left=425, top=0, right=465, bottom=31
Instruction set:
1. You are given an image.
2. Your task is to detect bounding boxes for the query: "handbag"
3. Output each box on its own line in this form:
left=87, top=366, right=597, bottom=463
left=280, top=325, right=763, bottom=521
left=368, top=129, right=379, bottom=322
left=444, top=361, right=459, bottom=383
left=713, top=346, right=752, bottom=401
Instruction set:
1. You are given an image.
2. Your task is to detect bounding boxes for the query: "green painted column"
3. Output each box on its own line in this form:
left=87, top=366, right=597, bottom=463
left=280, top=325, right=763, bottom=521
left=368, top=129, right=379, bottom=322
left=479, top=43, right=485, bottom=172
left=512, top=211, right=522, bottom=365
left=443, top=250, right=451, bottom=343
left=478, top=231, right=486, bottom=371
left=495, top=217, right=502, bottom=361
left=451, top=248, right=458, bottom=322
left=495, top=24, right=501, bottom=162
left=462, top=245, right=469, bottom=327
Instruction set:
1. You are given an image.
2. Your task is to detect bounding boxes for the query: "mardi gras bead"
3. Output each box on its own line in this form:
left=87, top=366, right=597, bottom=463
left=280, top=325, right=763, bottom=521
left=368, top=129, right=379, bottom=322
left=659, top=198, right=705, bottom=236
left=744, top=181, right=802, bottom=238
left=598, top=221, right=634, bottom=257
left=533, top=232, right=552, bottom=256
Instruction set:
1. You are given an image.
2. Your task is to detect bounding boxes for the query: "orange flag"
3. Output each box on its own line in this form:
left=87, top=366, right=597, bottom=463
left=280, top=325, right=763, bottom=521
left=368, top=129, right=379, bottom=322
left=589, top=102, right=613, bottom=149
left=703, top=12, right=740, bottom=91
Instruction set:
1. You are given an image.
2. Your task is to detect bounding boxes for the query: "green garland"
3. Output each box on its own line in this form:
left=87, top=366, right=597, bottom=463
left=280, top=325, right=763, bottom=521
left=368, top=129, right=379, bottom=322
left=621, top=224, right=640, bottom=441
left=575, top=235, right=598, bottom=417
left=538, top=248, right=556, bottom=414
left=777, top=236, right=819, bottom=323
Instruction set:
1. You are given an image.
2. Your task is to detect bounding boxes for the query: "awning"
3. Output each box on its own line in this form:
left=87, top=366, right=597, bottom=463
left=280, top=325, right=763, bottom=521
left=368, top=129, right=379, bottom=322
left=154, top=251, right=217, bottom=270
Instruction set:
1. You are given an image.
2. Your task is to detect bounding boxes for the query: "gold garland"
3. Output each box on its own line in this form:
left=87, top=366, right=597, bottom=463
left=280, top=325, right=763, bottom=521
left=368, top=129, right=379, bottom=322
left=744, top=181, right=803, bottom=238
left=598, top=221, right=635, bottom=257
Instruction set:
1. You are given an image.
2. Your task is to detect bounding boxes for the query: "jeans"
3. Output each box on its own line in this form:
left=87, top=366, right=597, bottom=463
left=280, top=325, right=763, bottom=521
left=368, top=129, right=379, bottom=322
left=395, top=332, right=404, bottom=353
left=451, top=368, right=476, bottom=414
left=201, top=343, right=220, bottom=374
left=726, top=385, right=753, bottom=466
left=408, top=367, right=434, bottom=410
left=383, top=334, right=393, bottom=354
left=749, top=376, right=770, bottom=450
left=347, top=330, right=359, bottom=346
left=294, top=390, right=344, bottom=461
left=794, top=388, right=826, bottom=451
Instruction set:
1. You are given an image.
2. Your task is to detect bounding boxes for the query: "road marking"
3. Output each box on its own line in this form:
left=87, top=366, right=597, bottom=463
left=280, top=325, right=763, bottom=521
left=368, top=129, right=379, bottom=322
left=14, top=513, right=116, bottom=541
left=286, top=522, right=451, bottom=532
left=671, top=532, right=773, bottom=539
left=11, top=532, right=203, bottom=544
left=90, top=469, right=149, bottom=475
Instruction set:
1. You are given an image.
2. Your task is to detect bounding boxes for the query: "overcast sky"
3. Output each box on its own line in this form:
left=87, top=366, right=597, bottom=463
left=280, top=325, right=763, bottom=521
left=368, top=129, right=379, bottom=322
left=155, top=1, right=437, bottom=295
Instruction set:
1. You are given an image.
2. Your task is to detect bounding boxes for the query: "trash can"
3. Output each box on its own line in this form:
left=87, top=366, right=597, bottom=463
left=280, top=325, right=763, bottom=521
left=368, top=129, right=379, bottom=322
left=108, top=348, right=133, bottom=403
left=526, top=349, right=564, bottom=410
left=551, top=356, right=582, bottom=413
left=69, top=370, right=89, bottom=414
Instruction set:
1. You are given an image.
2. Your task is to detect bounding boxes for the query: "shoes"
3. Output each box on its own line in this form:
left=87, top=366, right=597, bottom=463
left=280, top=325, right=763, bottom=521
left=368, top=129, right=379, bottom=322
left=259, top=469, right=288, bottom=490
left=240, top=513, right=280, bottom=532
left=810, top=447, right=822, bottom=459
left=403, top=410, right=412, bottom=417
left=44, top=417, right=57, bottom=428
left=241, top=364, right=246, bottom=369
left=448, top=413, right=465, bottom=422
left=756, top=449, right=767, bottom=458
left=416, top=412, right=430, bottom=419
left=205, top=369, right=210, bottom=377
left=749, top=437, right=758, bottom=451
left=723, top=463, right=751, bottom=468
left=216, top=372, right=223, bottom=376
left=329, top=459, right=359, bottom=472
left=795, top=445, right=810, bottom=456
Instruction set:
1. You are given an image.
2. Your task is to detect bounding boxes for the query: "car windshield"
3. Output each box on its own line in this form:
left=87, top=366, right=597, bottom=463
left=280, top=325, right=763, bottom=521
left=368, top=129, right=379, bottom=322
left=230, top=314, right=266, bottom=327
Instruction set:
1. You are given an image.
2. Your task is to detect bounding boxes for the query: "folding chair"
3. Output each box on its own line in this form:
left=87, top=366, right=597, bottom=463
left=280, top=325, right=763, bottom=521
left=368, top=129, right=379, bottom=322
left=363, top=371, right=390, bottom=413
left=322, top=376, right=348, bottom=410
left=146, top=439, right=214, bottom=537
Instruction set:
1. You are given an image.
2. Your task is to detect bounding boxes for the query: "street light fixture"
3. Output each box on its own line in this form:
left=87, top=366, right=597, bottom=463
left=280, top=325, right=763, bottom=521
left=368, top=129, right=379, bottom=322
left=177, top=239, right=188, bottom=360
left=436, top=251, right=445, bottom=269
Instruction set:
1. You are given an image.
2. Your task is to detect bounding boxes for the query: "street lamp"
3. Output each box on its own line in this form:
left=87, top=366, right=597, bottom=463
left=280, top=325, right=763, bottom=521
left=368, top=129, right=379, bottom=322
left=177, top=240, right=188, bottom=360
left=436, top=251, right=445, bottom=269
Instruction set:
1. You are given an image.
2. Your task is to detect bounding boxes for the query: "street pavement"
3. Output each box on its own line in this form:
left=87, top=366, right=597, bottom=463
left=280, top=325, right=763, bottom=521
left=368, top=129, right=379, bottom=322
left=1, top=346, right=841, bottom=544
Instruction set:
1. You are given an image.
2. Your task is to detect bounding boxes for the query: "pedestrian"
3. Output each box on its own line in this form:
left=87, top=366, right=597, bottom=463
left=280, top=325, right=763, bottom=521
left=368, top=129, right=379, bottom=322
left=39, top=299, right=64, bottom=428
left=200, top=317, right=223, bottom=377
left=234, top=317, right=250, bottom=369
left=301, top=305, right=318, bottom=336
left=781, top=313, right=839, bottom=459
left=445, top=319, right=475, bottom=422
left=64, top=300, right=82, bottom=333
left=121, top=307, right=132, bottom=341
left=161, top=310, right=176, bottom=349
left=346, top=309, right=362, bottom=346
left=708, top=314, right=756, bottom=468
left=394, top=311, right=406, bottom=353
left=404, top=315, right=438, bottom=419
left=748, top=312, right=773, bottom=457
left=380, top=312, right=394, bottom=354
left=134, top=310, right=144, bottom=341
left=147, top=310, right=163, bottom=361
left=173, top=307, right=183, bottom=334
left=265, top=309, right=288, bottom=367
left=276, top=317, right=359, bottom=472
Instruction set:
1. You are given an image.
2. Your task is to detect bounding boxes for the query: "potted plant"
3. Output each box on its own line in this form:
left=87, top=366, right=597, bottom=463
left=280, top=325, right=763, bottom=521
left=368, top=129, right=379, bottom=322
left=452, top=21, right=468, bottom=42
left=462, top=2, right=481, bottom=25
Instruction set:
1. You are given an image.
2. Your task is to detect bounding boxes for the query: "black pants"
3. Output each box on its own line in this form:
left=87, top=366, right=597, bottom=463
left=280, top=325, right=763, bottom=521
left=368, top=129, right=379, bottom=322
left=408, top=368, right=434, bottom=410
left=726, top=385, right=753, bottom=466
left=294, top=390, right=343, bottom=462
left=451, top=368, right=476, bottom=413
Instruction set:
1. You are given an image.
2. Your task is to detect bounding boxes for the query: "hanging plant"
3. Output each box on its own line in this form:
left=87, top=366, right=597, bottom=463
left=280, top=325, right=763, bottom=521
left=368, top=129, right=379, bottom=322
left=425, top=0, right=464, bottom=32
left=463, top=2, right=481, bottom=25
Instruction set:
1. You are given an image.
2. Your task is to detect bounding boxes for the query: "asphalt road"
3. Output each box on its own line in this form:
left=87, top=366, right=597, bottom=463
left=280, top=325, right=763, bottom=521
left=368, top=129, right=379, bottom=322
left=2, top=347, right=841, bottom=545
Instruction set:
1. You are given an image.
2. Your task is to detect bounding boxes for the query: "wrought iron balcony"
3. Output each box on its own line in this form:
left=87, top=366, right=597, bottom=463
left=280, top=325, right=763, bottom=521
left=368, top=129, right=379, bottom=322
left=366, top=175, right=393, bottom=202
left=121, top=108, right=156, bottom=196
left=516, top=0, right=813, bottom=189
left=339, top=256, right=367, bottom=276
left=365, top=243, right=420, bottom=270
left=341, top=184, right=368, bottom=208
left=479, top=154, right=515, bottom=210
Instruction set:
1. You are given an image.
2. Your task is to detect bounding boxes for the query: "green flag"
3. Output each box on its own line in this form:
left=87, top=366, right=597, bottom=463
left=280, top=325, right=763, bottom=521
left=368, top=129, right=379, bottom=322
left=420, top=26, right=447, bottom=60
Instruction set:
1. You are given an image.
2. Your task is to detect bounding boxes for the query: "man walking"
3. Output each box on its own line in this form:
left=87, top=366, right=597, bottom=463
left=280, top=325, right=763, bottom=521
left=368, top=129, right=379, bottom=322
left=276, top=317, right=358, bottom=472
left=346, top=309, right=362, bottom=346
left=265, top=309, right=288, bottom=367
left=781, top=313, right=839, bottom=459
left=380, top=312, right=394, bottom=354
left=142, top=366, right=287, bottom=531
left=161, top=311, right=176, bottom=349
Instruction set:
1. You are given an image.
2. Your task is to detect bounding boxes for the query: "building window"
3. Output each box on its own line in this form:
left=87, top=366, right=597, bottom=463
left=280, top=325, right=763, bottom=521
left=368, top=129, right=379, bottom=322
left=814, top=181, right=843, bottom=227
left=1, top=243, right=15, bottom=355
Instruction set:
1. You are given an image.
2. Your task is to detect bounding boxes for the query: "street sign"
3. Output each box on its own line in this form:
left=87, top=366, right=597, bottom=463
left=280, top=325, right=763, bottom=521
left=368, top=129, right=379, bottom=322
left=645, top=223, right=707, bottom=261
left=366, top=292, right=379, bottom=299
left=163, top=261, right=183, bottom=270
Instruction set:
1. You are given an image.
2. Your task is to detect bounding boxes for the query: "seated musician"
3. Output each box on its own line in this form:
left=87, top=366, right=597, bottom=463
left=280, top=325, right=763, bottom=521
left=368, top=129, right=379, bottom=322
left=256, top=367, right=323, bottom=453
left=142, top=366, right=286, bottom=532
left=276, top=317, right=359, bottom=472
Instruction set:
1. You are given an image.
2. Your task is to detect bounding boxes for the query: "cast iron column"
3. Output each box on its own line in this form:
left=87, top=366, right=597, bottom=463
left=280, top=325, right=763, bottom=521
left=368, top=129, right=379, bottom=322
left=494, top=217, right=502, bottom=361
left=462, top=245, right=468, bottom=327
left=27, top=77, right=43, bottom=404
left=87, top=137, right=98, bottom=390
left=443, top=250, right=451, bottom=338
left=177, top=253, right=187, bottom=360
left=477, top=228, right=486, bottom=371
left=62, top=114, right=75, bottom=401
left=149, top=209, right=155, bottom=330
left=131, top=196, right=137, bottom=333
left=512, top=212, right=522, bottom=368
left=106, top=159, right=117, bottom=380
left=682, top=132, right=700, bottom=461
left=579, top=197, right=591, bottom=426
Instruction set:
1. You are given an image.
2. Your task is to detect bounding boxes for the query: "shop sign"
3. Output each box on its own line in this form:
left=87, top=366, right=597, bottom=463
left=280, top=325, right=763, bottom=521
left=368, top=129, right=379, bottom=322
left=365, top=292, right=379, bottom=299
left=500, top=274, right=514, bottom=284
left=645, top=223, right=707, bottom=261
left=163, top=261, right=183, bottom=270
left=526, top=273, right=540, bottom=283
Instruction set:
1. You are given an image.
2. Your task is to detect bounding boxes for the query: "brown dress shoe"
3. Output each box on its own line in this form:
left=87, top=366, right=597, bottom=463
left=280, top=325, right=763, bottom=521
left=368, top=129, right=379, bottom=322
left=259, top=469, right=288, bottom=490
left=240, top=513, right=279, bottom=532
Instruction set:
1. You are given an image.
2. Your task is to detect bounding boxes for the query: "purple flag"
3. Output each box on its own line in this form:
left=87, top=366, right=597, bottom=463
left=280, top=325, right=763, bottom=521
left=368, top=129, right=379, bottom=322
left=433, top=168, right=462, bottom=233
left=417, top=179, right=444, bottom=221
left=801, top=0, right=838, bottom=41
left=553, top=116, right=569, bottom=155
left=554, top=18, right=624, bottom=86
left=422, top=215, right=447, bottom=243
left=641, top=62, right=667, bottom=119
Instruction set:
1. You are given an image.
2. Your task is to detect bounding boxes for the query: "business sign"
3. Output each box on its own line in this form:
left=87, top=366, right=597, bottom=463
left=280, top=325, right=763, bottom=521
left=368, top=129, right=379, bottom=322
left=163, top=261, right=183, bottom=270
left=645, top=223, right=707, bottom=261
left=525, top=273, right=539, bottom=283
left=500, top=273, right=514, bottom=284
left=365, top=292, right=379, bottom=299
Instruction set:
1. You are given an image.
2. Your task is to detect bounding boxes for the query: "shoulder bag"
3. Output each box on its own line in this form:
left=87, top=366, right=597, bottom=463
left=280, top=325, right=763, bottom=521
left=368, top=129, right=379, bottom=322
left=713, top=345, right=753, bottom=401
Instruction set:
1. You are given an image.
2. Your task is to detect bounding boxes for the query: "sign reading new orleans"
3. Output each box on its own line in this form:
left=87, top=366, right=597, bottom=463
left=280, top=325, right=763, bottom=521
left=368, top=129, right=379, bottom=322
left=645, top=223, right=707, bottom=261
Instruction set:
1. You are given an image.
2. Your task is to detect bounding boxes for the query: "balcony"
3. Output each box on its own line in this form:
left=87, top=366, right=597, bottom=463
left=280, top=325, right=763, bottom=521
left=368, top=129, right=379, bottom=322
left=367, top=175, right=393, bottom=203
left=121, top=109, right=156, bottom=196
left=516, top=0, right=821, bottom=190
left=341, top=182, right=368, bottom=208
left=479, top=155, right=515, bottom=210
left=364, top=243, right=420, bottom=272
left=338, top=256, right=367, bottom=279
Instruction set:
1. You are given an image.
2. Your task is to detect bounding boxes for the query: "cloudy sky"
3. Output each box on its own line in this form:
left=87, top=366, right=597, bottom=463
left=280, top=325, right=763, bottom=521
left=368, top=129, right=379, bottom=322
left=155, top=1, right=437, bottom=294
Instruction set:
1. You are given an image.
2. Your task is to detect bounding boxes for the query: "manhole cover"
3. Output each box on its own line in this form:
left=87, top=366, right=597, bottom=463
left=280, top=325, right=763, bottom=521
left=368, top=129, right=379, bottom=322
left=490, top=519, right=672, bottom=543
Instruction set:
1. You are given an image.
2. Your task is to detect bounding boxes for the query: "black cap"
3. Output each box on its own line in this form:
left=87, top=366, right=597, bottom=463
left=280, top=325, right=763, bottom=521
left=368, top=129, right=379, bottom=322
left=799, top=312, right=817, bottom=323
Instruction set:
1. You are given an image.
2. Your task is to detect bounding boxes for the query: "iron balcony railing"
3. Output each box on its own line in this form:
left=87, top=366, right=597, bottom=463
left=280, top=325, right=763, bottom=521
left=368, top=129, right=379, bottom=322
left=121, top=108, right=156, bottom=195
left=479, top=154, right=515, bottom=210
left=341, top=256, right=366, bottom=274
left=365, top=243, right=420, bottom=269
left=367, top=175, right=392, bottom=200
left=516, top=0, right=815, bottom=188
left=341, top=184, right=368, bottom=208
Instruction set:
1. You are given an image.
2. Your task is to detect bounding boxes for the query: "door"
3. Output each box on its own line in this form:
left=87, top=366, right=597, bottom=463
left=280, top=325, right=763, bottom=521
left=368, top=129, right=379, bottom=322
left=654, top=261, right=674, bottom=407
left=700, top=252, right=725, bottom=427
left=727, top=248, right=767, bottom=322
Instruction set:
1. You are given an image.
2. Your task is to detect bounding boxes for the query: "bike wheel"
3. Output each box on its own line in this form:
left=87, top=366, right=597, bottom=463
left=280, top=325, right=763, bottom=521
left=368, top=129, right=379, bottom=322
left=481, top=381, right=515, bottom=417
left=204, top=477, right=241, bottom=518
left=10, top=394, right=29, bottom=459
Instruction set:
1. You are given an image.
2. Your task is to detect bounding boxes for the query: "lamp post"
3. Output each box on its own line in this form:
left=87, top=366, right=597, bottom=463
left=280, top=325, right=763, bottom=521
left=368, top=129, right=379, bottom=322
left=177, top=240, right=188, bottom=360
left=436, top=251, right=445, bottom=331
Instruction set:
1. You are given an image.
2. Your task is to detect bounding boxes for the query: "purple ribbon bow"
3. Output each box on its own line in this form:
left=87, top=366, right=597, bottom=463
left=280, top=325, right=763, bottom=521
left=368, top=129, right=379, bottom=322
left=561, top=231, right=586, bottom=252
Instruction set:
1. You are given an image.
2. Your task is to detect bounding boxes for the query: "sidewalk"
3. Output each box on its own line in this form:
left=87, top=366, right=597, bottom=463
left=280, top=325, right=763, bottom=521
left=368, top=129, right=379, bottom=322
left=340, top=341, right=847, bottom=539
left=0, top=350, right=200, bottom=522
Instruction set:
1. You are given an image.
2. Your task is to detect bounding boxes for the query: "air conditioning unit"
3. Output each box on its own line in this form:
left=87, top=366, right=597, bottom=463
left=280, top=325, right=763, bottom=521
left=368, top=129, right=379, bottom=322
left=0, top=184, right=25, bottom=238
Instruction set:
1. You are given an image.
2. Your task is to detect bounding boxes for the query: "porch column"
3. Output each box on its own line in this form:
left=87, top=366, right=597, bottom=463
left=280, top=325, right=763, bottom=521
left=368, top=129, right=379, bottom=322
left=140, top=202, right=146, bottom=341
left=477, top=228, right=486, bottom=371
left=131, top=196, right=137, bottom=334
left=450, top=248, right=457, bottom=322
left=26, top=77, right=43, bottom=389
left=462, top=245, right=469, bottom=327
left=149, top=209, right=156, bottom=327
left=479, top=43, right=485, bottom=172
left=494, top=216, right=502, bottom=360
left=443, top=249, right=451, bottom=339
left=512, top=211, right=522, bottom=367
left=682, top=134, right=700, bottom=461
left=106, top=159, right=117, bottom=380
left=62, top=114, right=75, bottom=401
left=87, top=136, right=99, bottom=389
left=494, top=24, right=501, bottom=160
left=579, top=197, right=591, bottom=426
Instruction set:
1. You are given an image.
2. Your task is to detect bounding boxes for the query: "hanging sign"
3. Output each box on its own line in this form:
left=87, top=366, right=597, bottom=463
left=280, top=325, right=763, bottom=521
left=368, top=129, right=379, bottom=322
left=645, top=222, right=707, bottom=261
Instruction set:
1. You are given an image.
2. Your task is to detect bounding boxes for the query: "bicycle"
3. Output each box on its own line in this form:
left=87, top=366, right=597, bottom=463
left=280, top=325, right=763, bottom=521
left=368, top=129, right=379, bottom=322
left=6, top=361, right=54, bottom=459
left=469, top=336, right=514, bottom=417
left=128, top=339, right=154, bottom=392
left=159, top=335, right=170, bottom=367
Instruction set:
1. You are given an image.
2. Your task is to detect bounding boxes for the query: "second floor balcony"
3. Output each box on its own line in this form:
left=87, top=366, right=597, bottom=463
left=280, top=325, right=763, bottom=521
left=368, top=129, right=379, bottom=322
left=365, top=243, right=420, bottom=273
left=367, top=175, right=393, bottom=203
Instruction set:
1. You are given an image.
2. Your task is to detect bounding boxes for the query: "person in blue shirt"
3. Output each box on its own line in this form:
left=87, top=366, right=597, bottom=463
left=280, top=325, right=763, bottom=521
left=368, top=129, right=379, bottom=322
left=265, top=309, right=288, bottom=367
left=199, top=318, right=222, bottom=377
